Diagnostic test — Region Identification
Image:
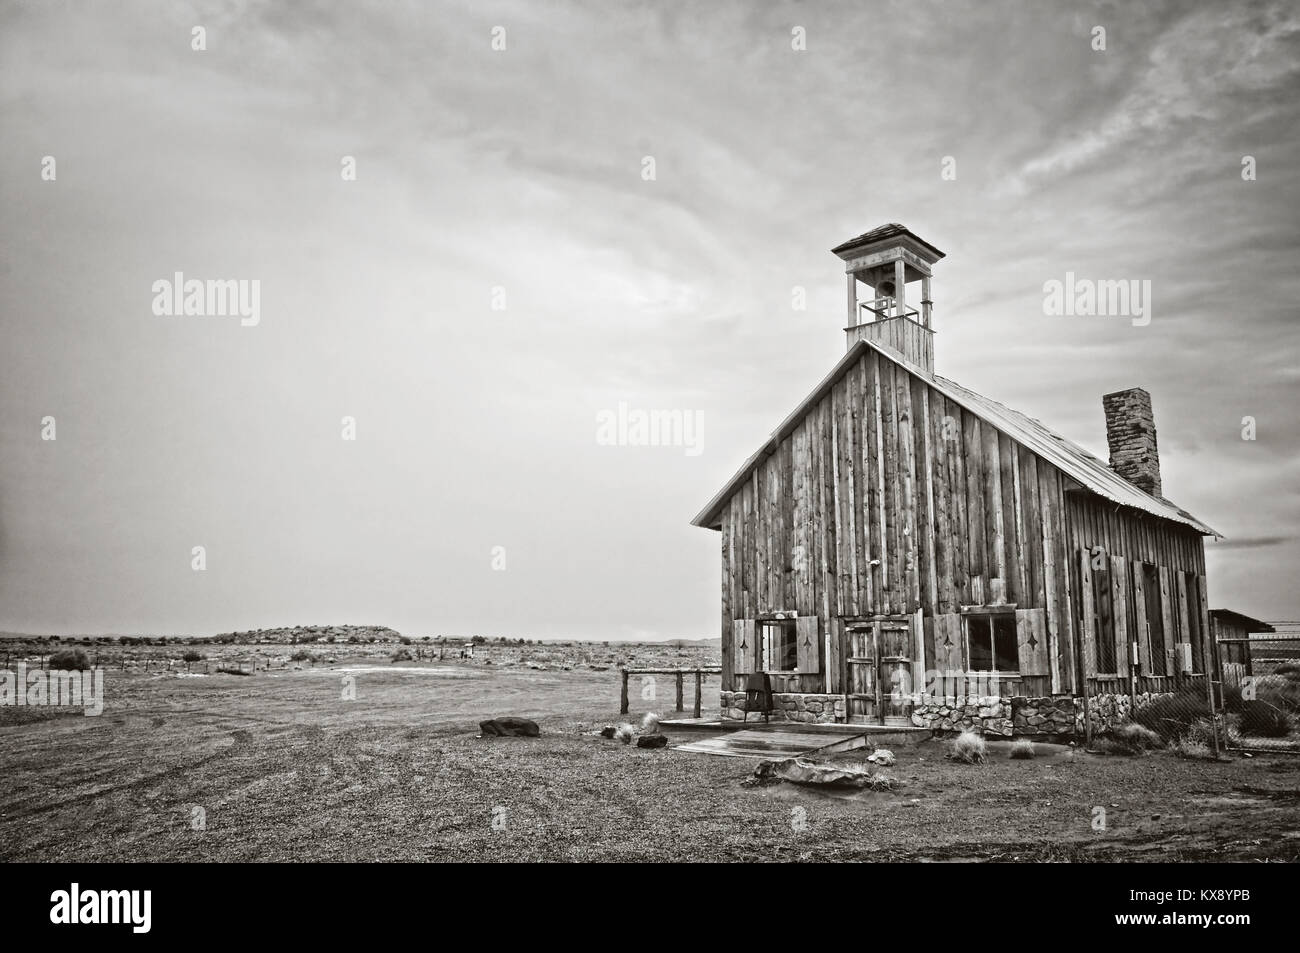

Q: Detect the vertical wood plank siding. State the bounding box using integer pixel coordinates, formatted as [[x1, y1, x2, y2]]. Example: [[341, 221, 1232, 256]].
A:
[[717, 348, 1208, 697]]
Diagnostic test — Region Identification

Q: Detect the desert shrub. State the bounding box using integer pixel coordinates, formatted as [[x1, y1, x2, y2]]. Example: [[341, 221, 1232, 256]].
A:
[[1009, 739, 1036, 760], [1132, 690, 1211, 742], [1092, 722, 1164, 754], [1175, 722, 1211, 764], [950, 730, 986, 764], [865, 772, 898, 791], [48, 649, 90, 671], [390, 648, 413, 663], [641, 712, 661, 733], [1240, 700, 1292, 737], [1110, 721, 1163, 752], [289, 649, 311, 662], [399, 636, 412, 645], [181, 650, 204, 663]]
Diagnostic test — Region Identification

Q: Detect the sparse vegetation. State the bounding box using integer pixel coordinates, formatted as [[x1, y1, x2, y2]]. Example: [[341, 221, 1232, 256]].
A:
[[1240, 700, 1292, 737], [181, 650, 204, 663], [1132, 690, 1211, 742], [390, 648, 413, 663], [47, 649, 90, 671], [1009, 738, 1036, 759], [864, 771, 898, 791], [950, 730, 987, 764], [1101, 721, 1164, 755]]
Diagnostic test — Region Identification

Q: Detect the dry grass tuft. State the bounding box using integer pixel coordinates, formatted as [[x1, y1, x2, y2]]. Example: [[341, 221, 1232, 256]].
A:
[[1009, 738, 1036, 760], [950, 730, 987, 764]]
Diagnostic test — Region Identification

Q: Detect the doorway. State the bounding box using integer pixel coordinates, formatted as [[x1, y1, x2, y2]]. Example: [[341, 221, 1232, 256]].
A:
[[845, 618, 915, 726]]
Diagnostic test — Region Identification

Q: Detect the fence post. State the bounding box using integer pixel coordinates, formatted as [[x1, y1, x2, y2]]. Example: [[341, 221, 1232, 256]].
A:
[[675, 671, 684, 712], [694, 670, 702, 719], [1203, 636, 1221, 758], [620, 670, 629, 715]]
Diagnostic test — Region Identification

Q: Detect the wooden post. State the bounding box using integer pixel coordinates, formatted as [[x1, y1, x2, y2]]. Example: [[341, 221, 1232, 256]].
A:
[[846, 273, 857, 325], [921, 275, 932, 327], [894, 258, 906, 318], [675, 671, 684, 712], [694, 670, 703, 719], [620, 670, 629, 715]]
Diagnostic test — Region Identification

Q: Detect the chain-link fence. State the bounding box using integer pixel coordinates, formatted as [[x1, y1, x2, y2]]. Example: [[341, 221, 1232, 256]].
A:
[[1217, 634, 1300, 753]]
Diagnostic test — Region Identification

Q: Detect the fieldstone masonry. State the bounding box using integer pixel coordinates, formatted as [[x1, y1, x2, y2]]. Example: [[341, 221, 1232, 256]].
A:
[[911, 695, 1013, 736], [721, 689, 1176, 736], [1102, 387, 1161, 497], [719, 691, 844, 724]]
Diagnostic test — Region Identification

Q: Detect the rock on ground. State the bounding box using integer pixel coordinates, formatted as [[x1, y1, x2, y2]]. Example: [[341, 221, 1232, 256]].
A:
[[479, 717, 540, 737]]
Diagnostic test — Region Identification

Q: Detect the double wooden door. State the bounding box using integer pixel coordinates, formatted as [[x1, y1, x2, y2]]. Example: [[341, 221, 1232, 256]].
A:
[[846, 619, 915, 726]]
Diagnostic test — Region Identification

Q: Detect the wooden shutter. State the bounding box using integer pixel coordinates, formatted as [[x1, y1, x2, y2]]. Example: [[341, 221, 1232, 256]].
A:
[[1131, 566, 1152, 673], [1158, 567, 1176, 673], [733, 619, 755, 675], [795, 615, 820, 674], [1111, 555, 1130, 677], [1079, 549, 1096, 676], [1015, 608, 1049, 676], [934, 613, 964, 694], [1174, 572, 1192, 671]]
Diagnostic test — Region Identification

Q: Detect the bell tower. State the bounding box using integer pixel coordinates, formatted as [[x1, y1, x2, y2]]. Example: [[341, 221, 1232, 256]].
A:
[[833, 224, 945, 374]]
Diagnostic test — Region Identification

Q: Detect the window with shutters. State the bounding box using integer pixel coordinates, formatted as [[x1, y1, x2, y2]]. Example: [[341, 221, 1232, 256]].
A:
[[965, 612, 1019, 673], [760, 619, 799, 673]]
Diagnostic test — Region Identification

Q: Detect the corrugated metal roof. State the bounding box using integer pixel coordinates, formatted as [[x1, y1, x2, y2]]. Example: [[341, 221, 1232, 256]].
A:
[[692, 339, 1218, 536]]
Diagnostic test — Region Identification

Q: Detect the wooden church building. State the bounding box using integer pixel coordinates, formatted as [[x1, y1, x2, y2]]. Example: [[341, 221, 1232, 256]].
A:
[[692, 224, 1219, 736]]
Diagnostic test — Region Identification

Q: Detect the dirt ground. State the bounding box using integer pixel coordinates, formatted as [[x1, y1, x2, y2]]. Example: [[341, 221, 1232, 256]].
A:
[[1, 661, 1297, 862]]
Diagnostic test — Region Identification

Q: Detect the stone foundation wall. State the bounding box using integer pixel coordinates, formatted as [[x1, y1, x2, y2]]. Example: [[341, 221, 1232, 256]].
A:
[[719, 690, 1175, 736], [1079, 691, 1173, 735], [1011, 696, 1078, 735], [719, 691, 844, 724], [910, 695, 1013, 736]]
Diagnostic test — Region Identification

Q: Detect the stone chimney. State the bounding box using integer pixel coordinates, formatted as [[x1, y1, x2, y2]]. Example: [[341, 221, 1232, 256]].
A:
[[1102, 387, 1162, 497]]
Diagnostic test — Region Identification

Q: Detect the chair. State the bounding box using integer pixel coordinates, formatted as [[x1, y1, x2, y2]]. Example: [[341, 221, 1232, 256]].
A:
[[742, 672, 773, 724]]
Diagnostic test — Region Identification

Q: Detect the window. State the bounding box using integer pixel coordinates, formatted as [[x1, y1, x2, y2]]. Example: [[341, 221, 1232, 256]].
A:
[[761, 619, 799, 673], [965, 613, 1018, 672]]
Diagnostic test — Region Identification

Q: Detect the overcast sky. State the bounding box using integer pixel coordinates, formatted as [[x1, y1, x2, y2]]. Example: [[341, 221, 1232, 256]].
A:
[[2, 0, 1298, 640]]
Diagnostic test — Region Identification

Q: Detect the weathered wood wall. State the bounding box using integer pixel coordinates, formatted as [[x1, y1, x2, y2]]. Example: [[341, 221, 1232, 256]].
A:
[[1066, 493, 1210, 686], [719, 348, 1074, 696], [716, 346, 1210, 704]]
